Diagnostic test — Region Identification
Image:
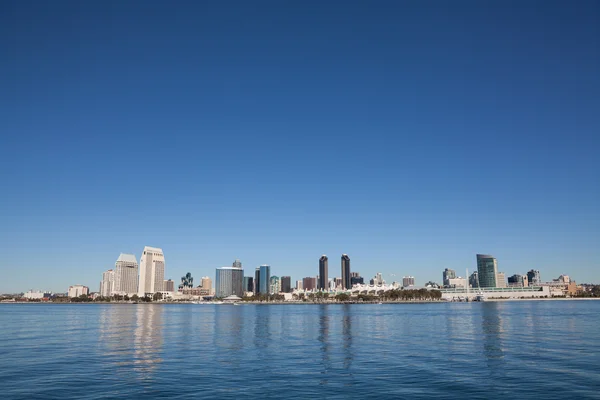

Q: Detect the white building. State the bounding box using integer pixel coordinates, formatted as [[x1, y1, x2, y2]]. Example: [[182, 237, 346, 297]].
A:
[[139, 246, 165, 296], [100, 269, 115, 297], [114, 253, 139, 295], [447, 277, 467, 288], [23, 290, 52, 299], [68, 285, 89, 298], [296, 280, 303, 290]]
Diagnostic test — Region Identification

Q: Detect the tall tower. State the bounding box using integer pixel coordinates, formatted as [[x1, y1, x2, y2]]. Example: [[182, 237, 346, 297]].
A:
[[259, 265, 270, 294], [476, 254, 498, 288], [341, 254, 351, 289], [138, 246, 165, 296], [254, 267, 261, 294], [100, 269, 114, 297], [113, 253, 139, 295], [319, 255, 328, 291]]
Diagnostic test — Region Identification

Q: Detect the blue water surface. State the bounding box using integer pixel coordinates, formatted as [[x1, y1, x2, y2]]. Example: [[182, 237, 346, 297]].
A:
[[1, 301, 599, 399]]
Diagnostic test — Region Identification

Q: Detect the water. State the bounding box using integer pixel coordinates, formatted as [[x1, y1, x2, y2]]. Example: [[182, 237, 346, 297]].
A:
[[1, 301, 599, 399]]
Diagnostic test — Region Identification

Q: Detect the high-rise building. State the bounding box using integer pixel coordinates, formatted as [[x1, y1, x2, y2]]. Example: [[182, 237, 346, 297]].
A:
[[319, 255, 328, 291], [443, 268, 456, 287], [496, 272, 506, 288], [233, 259, 242, 269], [476, 254, 498, 288], [68, 285, 89, 298], [215, 265, 244, 298], [303, 277, 317, 291], [100, 269, 114, 297], [201, 276, 212, 291], [254, 267, 261, 294], [507, 274, 528, 287], [447, 277, 467, 288], [527, 269, 541, 285], [139, 246, 165, 296], [243, 276, 254, 292], [469, 271, 479, 288], [259, 265, 270, 294], [113, 253, 139, 295], [164, 279, 175, 292], [269, 276, 280, 294], [281, 276, 291, 293], [402, 276, 415, 287], [350, 275, 364, 286], [296, 280, 303, 290], [341, 254, 351, 290]]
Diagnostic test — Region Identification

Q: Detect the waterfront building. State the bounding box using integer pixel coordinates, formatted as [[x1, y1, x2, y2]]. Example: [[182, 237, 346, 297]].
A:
[[469, 271, 479, 288], [100, 269, 114, 297], [443, 268, 456, 287], [296, 280, 303, 290], [23, 290, 52, 300], [402, 276, 415, 287], [113, 253, 139, 295], [259, 265, 270, 294], [281, 276, 291, 293], [329, 279, 337, 290], [319, 255, 328, 291], [507, 274, 529, 288], [243, 276, 254, 292], [254, 267, 261, 294], [341, 254, 351, 289], [215, 265, 244, 298], [68, 285, 89, 298], [447, 277, 467, 288], [303, 277, 317, 291], [178, 272, 194, 292], [371, 272, 384, 286], [269, 276, 280, 294], [476, 254, 498, 288], [527, 269, 541, 285], [138, 246, 165, 296], [496, 272, 507, 288], [201, 276, 212, 292], [350, 275, 364, 286], [164, 279, 175, 292]]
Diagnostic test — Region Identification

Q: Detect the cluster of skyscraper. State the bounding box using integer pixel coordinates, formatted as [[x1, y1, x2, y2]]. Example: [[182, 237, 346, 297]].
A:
[[99, 246, 166, 297], [441, 254, 542, 289]]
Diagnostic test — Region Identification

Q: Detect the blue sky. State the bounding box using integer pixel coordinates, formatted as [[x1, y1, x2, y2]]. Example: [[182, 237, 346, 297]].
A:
[[1, 0, 599, 293]]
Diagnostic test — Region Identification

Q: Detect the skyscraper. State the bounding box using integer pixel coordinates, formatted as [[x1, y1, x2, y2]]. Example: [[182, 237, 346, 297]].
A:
[[164, 279, 175, 292], [496, 272, 506, 288], [469, 271, 479, 288], [527, 269, 541, 285], [303, 277, 317, 291], [100, 269, 114, 297], [259, 265, 270, 294], [254, 267, 260, 294], [319, 255, 328, 291], [443, 268, 456, 287], [233, 259, 242, 269], [476, 254, 498, 288], [215, 265, 244, 298], [402, 276, 415, 287], [341, 254, 351, 290], [269, 276, 280, 294], [281, 276, 291, 293], [113, 253, 139, 295], [243, 276, 254, 292], [138, 246, 165, 296]]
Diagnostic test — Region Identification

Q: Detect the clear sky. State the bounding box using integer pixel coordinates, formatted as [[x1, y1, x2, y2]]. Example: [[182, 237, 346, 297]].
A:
[[1, 0, 599, 293]]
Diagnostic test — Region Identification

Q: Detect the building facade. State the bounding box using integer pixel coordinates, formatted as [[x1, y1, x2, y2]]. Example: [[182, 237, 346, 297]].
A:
[[254, 267, 261, 294], [443, 268, 456, 287], [280, 276, 291, 293], [164, 279, 175, 292], [496, 272, 506, 288], [476, 254, 498, 288], [259, 265, 270, 294], [215, 266, 244, 298], [469, 271, 479, 288], [113, 253, 139, 295], [138, 246, 165, 296], [243, 276, 254, 292], [296, 280, 303, 290], [527, 269, 541, 285], [68, 285, 89, 298], [507, 274, 529, 287], [100, 269, 114, 297], [269, 276, 280, 294], [341, 254, 351, 290], [402, 276, 415, 287], [319, 255, 328, 291], [303, 277, 317, 291]]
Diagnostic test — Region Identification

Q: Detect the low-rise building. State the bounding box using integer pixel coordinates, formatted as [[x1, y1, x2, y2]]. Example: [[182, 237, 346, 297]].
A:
[[68, 285, 89, 298]]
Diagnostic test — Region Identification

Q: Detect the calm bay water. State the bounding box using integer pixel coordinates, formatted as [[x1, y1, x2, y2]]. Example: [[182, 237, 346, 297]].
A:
[[1, 301, 599, 399]]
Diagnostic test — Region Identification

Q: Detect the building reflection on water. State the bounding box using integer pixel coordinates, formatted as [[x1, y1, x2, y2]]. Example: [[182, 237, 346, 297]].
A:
[[341, 305, 353, 373], [318, 305, 330, 386], [481, 303, 506, 367], [133, 305, 163, 379]]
